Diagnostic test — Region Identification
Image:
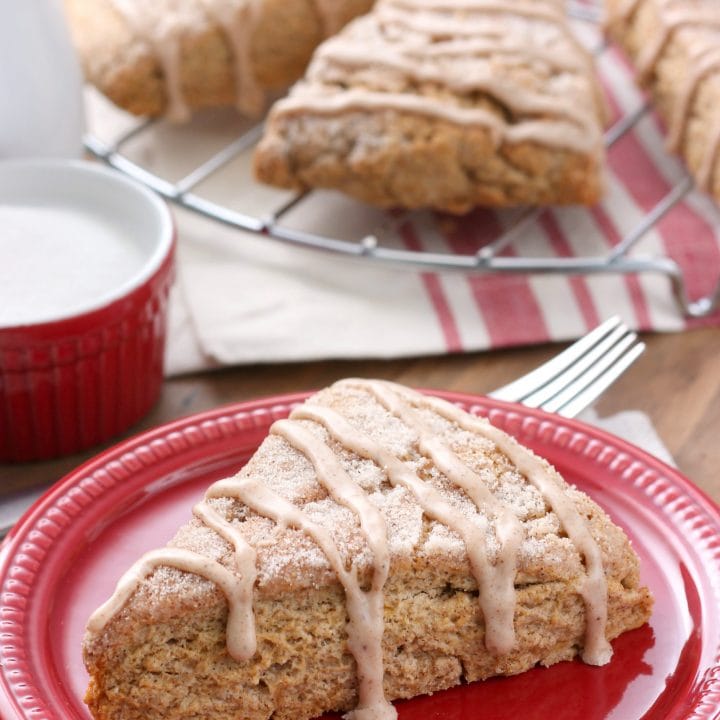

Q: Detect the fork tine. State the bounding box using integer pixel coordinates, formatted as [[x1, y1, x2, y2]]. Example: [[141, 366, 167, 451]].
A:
[[520, 324, 632, 408], [550, 341, 646, 418], [539, 331, 641, 413], [488, 316, 623, 403]]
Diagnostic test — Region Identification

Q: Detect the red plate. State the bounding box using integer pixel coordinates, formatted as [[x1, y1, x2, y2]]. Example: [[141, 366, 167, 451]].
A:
[[1, 391, 720, 720]]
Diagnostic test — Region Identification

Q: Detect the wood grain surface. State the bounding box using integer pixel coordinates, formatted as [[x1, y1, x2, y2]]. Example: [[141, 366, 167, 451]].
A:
[[1, 327, 719, 521]]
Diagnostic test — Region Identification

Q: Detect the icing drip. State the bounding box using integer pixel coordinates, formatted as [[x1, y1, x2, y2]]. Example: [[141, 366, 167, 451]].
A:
[[109, 0, 266, 119], [272, 0, 603, 154], [382, 0, 564, 23], [109, 0, 205, 121], [368, 36, 584, 72], [270, 418, 394, 720], [636, 6, 720, 83], [107, 0, 367, 119], [383, 382, 612, 665], [198, 0, 265, 116], [273, 89, 594, 153], [313, 40, 593, 129], [192, 500, 258, 659], [667, 45, 720, 154], [293, 399, 520, 656], [612, 1, 720, 192], [86, 548, 256, 661], [208, 475, 397, 720]]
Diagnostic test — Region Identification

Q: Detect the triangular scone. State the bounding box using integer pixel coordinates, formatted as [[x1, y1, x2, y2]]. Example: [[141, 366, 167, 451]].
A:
[[84, 379, 652, 720], [605, 0, 720, 202], [254, 0, 606, 213], [63, 0, 374, 121]]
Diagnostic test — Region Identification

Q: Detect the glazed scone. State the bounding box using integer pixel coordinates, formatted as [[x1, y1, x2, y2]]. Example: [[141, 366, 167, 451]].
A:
[[83, 379, 652, 720], [63, 0, 375, 120], [605, 0, 720, 201], [254, 0, 607, 213]]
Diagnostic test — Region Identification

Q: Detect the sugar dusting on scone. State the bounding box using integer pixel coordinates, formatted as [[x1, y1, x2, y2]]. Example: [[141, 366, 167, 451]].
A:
[[83, 379, 652, 720]]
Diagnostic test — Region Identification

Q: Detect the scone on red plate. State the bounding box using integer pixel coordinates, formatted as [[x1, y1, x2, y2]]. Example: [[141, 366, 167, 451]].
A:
[[63, 0, 374, 121], [83, 379, 653, 720], [254, 0, 607, 213], [605, 0, 720, 202]]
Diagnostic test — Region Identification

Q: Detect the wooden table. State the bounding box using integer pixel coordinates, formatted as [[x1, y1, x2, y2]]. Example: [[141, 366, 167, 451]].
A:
[[2, 326, 719, 528]]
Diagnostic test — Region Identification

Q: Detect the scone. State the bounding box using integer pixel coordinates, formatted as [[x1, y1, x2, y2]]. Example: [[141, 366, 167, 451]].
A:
[[254, 0, 607, 213], [83, 379, 653, 720], [63, 0, 375, 121], [605, 0, 720, 201]]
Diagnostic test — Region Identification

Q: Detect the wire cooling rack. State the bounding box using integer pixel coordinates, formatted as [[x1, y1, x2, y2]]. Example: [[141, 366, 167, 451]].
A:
[[83, 1, 720, 319]]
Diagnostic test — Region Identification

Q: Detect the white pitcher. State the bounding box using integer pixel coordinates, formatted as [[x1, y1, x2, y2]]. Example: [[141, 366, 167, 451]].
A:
[[0, 0, 85, 158]]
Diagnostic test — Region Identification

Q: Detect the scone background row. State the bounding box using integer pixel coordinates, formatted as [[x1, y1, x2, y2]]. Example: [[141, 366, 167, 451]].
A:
[[65, 0, 720, 212], [254, 0, 607, 212]]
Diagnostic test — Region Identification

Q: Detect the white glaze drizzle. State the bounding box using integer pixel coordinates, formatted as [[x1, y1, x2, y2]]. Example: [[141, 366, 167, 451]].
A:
[[208, 474, 396, 720], [293, 400, 520, 656], [273, 89, 593, 152], [611, 0, 720, 191], [192, 500, 258, 659], [313, 40, 593, 129], [636, 6, 720, 83], [109, 0, 268, 118], [272, 0, 602, 154], [270, 418, 394, 720], [198, 0, 265, 116], [667, 45, 720, 154], [375, 381, 612, 665], [86, 548, 255, 661], [382, 0, 564, 24], [323, 34, 585, 72], [108, 0, 362, 119], [109, 0, 204, 121]]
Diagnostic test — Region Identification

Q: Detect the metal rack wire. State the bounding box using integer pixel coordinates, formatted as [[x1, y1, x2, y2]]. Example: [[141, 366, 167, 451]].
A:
[[83, 2, 720, 319]]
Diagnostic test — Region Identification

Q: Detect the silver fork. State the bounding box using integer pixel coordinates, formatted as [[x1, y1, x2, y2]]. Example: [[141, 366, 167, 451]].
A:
[[489, 316, 645, 418]]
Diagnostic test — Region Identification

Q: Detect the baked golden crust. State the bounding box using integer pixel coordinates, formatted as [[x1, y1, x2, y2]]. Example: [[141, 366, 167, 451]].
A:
[[605, 0, 720, 201], [254, 0, 606, 213], [64, 0, 374, 119], [83, 380, 652, 720]]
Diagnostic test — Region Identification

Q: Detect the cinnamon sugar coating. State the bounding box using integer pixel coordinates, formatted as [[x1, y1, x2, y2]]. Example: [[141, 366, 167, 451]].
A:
[[606, 0, 720, 201], [83, 380, 652, 720], [254, 0, 607, 212]]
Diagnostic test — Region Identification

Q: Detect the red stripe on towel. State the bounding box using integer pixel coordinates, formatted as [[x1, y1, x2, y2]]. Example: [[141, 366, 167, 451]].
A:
[[538, 213, 600, 330], [589, 204, 653, 330], [441, 209, 551, 346], [399, 222, 463, 352]]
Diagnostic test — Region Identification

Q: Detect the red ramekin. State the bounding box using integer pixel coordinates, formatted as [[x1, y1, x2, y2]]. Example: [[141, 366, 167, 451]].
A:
[[0, 160, 175, 462]]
